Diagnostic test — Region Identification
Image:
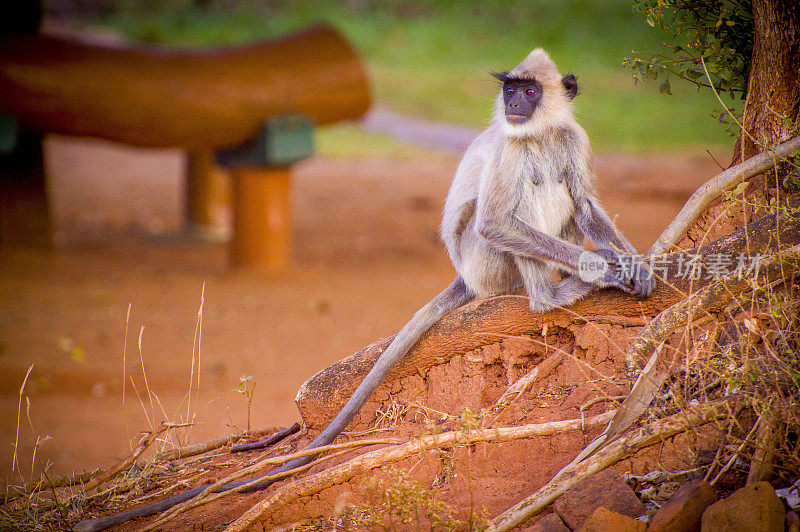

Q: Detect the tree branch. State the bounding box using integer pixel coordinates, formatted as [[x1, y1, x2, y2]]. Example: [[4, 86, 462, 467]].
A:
[[649, 135, 800, 255], [565, 244, 800, 472], [490, 398, 742, 532], [221, 412, 615, 532]]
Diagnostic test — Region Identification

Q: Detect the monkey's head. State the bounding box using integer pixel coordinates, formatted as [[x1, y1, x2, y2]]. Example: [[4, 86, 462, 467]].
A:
[[492, 49, 578, 138]]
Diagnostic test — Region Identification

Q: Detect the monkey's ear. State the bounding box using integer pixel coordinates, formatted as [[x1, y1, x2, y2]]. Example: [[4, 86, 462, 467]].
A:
[[561, 74, 578, 99]]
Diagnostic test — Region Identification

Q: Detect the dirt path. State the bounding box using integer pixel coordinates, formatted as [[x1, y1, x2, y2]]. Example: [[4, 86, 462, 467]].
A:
[[0, 135, 723, 482]]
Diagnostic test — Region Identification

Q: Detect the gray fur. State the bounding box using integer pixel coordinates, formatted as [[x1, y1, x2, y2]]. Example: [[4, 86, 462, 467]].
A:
[[444, 48, 654, 305], [74, 48, 653, 532]]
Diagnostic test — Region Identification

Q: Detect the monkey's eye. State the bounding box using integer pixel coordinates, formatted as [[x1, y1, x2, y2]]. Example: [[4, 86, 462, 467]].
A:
[[505, 87, 515, 95], [525, 88, 536, 96]]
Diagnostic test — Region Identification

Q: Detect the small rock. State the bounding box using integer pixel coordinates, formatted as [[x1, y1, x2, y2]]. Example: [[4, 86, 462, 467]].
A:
[[649, 479, 717, 532], [577, 507, 646, 532], [521, 512, 569, 532], [701, 481, 784, 532], [553, 469, 646, 530]]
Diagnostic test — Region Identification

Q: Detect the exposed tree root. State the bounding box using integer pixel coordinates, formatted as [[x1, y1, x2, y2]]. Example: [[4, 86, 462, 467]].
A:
[[565, 244, 799, 472], [141, 437, 402, 531], [649, 135, 800, 254], [153, 426, 286, 462], [73, 438, 398, 532], [82, 422, 173, 493], [229, 423, 302, 454], [221, 412, 615, 532], [490, 397, 743, 532], [140, 449, 354, 532]]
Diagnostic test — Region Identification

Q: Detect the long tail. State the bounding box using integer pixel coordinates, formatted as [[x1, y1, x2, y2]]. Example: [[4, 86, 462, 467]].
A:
[[244, 275, 472, 489], [75, 276, 472, 532]]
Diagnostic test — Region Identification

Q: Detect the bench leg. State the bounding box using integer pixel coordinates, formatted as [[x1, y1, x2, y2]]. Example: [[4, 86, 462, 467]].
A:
[[230, 166, 291, 269], [186, 150, 230, 241]]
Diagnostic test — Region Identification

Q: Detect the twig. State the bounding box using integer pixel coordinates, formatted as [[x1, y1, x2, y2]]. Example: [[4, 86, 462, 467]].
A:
[[580, 395, 626, 412], [568, 245, 800, 473], [3, 470, 100, 501], [186, 283, 205, 443], [746, 406, 779, 485], [709, 416, 761, 486], [122, 303, 131, 448], [190, 437, 401, 494], [575, 315, 649, 327], [137, 326, 155, 430], [490, 398, 740, 532], [12, 364, 34, 481], [229, 423, 302, 453], [153, 428, 268, 462], [82, 422, 171, 492], [649, 135, 800, 255], [702, 409, 741, 484], [487, 350, 565, 418], [222, 412, 615, 532]]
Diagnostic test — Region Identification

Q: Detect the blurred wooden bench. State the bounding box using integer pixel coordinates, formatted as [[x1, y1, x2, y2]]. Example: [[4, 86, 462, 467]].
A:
[[0, 25, 371, 268]]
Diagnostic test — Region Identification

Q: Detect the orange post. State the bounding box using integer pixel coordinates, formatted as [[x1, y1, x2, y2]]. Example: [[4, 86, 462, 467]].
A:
[[186, 151, 230, 240], [231, 166, 291, 269]]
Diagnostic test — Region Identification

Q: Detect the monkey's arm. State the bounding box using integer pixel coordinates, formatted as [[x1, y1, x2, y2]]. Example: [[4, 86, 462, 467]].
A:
[[474, 157, 649, 295], [573, 197, 636, 255], [573, 197, 655, 297], [565, 157, 655, 297], [478, 213, 586, 271], [478, 209, 638, 295]]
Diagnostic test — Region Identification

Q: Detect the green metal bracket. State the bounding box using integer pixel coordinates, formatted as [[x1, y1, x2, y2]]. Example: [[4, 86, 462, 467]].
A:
[[216, 114, 314, 168], [0, 115, 18, 154]]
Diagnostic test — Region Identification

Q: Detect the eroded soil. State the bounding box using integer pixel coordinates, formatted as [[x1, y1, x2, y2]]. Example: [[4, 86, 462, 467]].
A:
[[0, 136, 723, 490]]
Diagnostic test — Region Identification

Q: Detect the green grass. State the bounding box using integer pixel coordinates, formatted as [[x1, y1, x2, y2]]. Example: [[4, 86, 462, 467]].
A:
[[81, 0, 735, 153], [315, 123, 448, 159]]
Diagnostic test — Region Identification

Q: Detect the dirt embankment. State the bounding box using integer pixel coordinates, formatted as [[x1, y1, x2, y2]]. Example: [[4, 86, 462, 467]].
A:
[[0, 135, 722, 485]]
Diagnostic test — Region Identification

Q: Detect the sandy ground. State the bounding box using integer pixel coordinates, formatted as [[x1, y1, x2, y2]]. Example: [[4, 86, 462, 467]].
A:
[[0, 135, 724, 484]]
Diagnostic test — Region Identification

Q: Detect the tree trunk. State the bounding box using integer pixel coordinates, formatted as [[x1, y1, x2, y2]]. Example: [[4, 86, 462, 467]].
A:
[[739, 0, 800, 162], [678, 0, 798, 250]]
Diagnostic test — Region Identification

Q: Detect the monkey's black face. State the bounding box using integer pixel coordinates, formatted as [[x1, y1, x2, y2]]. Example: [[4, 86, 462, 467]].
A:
[[502, 79, 542, 124], [493, 71, 579, 125]]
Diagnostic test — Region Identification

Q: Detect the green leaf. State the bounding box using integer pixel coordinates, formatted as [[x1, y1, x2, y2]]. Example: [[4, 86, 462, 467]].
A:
[[659, 78, 672, 95]]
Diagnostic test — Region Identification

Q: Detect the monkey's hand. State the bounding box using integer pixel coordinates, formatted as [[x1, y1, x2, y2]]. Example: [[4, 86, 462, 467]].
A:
[[593, 248, 655, 298]]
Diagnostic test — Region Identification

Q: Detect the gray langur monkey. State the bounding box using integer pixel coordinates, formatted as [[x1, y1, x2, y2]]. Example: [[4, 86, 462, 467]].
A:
[[75, 49, 654, 532]]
